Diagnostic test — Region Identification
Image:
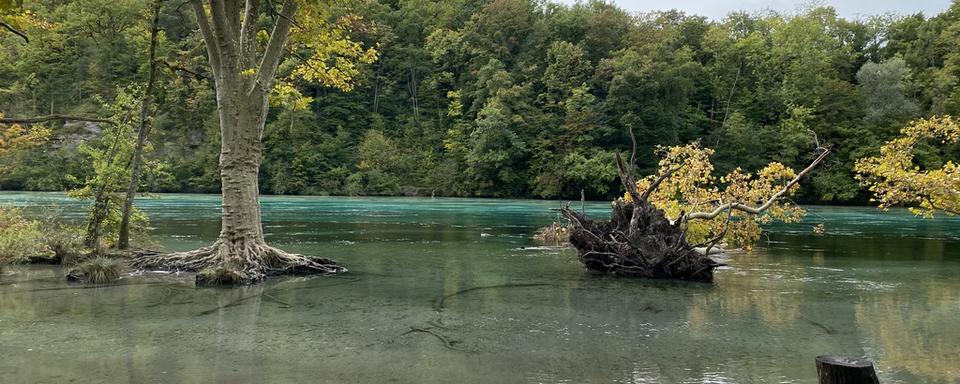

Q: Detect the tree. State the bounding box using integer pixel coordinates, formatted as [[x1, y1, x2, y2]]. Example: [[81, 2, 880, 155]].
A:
[[856, 116, 959, 216], [561, 137, 829, 281], [466, 98, 528, 196], [135, 0, 376, 284], [68, 89, 162, 252], [118, 0, 162, 250], [857, 58, 919, 127]]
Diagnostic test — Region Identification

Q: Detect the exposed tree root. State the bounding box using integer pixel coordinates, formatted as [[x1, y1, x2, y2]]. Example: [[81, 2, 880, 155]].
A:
[[561, 200, 722, 282], [559, 129, 826, 282], [132, 239, 345, 285]]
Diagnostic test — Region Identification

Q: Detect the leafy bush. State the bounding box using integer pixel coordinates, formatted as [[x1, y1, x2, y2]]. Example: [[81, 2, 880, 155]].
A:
[[0, 207, 48, 269], [67, 88, 166, 250]]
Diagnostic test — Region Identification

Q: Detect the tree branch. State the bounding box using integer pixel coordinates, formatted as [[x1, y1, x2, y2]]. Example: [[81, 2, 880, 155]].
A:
[[223, 0, 241, 42], [0, 20, 28, 43], [685, 148, 831, 221], [615, 152, 640, 203], [251, 0, 297, 94], [160, 60, 214, 82], [239, 0, 261, 69], [190, 0, 222, 78], [0, 114, 112, 125], [208, 0, 237, 66], [640, 164, 683, 201], [615, 124, 641, 202]]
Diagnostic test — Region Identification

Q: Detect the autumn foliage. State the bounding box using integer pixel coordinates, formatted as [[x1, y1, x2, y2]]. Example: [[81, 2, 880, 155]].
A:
[[630, 142, 807, 249], [856, 116, 960, 217]]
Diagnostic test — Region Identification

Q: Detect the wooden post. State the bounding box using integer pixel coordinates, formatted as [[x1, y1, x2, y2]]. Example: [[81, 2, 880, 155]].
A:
[[816, 355, 880, 384]]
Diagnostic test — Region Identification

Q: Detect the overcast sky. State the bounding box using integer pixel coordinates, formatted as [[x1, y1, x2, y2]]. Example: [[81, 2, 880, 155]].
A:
[[558, 0, 953, 20]]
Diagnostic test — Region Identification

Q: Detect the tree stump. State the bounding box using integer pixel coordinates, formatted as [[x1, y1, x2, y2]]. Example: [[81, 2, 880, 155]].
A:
[[815, 355, 880, 384]]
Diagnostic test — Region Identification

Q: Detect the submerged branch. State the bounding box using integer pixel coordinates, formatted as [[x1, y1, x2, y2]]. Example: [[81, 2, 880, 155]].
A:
[[433, 283, 552, 311], [401, 327, 462, 351]]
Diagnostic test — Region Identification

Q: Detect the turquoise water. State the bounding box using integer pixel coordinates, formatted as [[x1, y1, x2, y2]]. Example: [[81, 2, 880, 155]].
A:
[[0, 192, 958, 384]]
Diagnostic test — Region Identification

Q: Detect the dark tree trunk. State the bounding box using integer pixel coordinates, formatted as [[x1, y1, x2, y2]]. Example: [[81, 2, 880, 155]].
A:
[[815, 355, 880, 384], [118, 0, 162, 250]]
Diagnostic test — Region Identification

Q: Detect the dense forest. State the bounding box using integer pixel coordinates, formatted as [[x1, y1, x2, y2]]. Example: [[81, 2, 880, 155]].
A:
[[1, 0, 959, 202]]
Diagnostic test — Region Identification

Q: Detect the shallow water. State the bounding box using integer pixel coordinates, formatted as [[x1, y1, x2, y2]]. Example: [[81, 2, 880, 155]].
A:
[[1, 192, 958, 384]]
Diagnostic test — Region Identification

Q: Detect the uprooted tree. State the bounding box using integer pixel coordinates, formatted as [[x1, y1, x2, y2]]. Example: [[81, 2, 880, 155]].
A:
[[134, 0, 377, 284], [561, 138, 830, 282]]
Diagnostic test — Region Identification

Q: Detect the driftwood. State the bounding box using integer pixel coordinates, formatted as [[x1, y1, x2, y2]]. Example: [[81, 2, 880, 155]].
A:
[[561, 129, 829, 282]]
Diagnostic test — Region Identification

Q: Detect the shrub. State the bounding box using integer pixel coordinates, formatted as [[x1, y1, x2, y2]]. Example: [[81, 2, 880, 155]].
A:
[[37, 207, 85, 264], [0, 207, 48, 270]]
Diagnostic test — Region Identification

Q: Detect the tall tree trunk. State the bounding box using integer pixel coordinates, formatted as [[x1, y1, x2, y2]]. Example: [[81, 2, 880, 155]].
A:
[[372, 63, 382, 114], [118, 0, 162, 250], [217, 77, 268, 250]]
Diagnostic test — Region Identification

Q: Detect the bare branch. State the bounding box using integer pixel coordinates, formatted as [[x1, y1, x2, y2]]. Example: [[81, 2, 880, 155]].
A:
[[615, 152, 640, 203], [160, 60, 214, 82], [627, 123, 637, 172], [714, 63, 741, 147], [613, 124, 643, 202], [685, 148, 831, 221], [1, 114, 112, 125], [0, 20, 28, 43]]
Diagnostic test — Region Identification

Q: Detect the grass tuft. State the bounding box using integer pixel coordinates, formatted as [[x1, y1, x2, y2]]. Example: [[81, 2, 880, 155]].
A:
[[76, 257, 124, 284]]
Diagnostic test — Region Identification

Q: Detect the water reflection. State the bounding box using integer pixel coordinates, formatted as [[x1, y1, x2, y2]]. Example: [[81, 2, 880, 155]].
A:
[[855, 279, 960, 384]]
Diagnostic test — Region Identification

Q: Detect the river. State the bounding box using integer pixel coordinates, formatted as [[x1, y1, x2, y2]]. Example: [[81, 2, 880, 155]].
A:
[[0, 192, 958, 383]]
